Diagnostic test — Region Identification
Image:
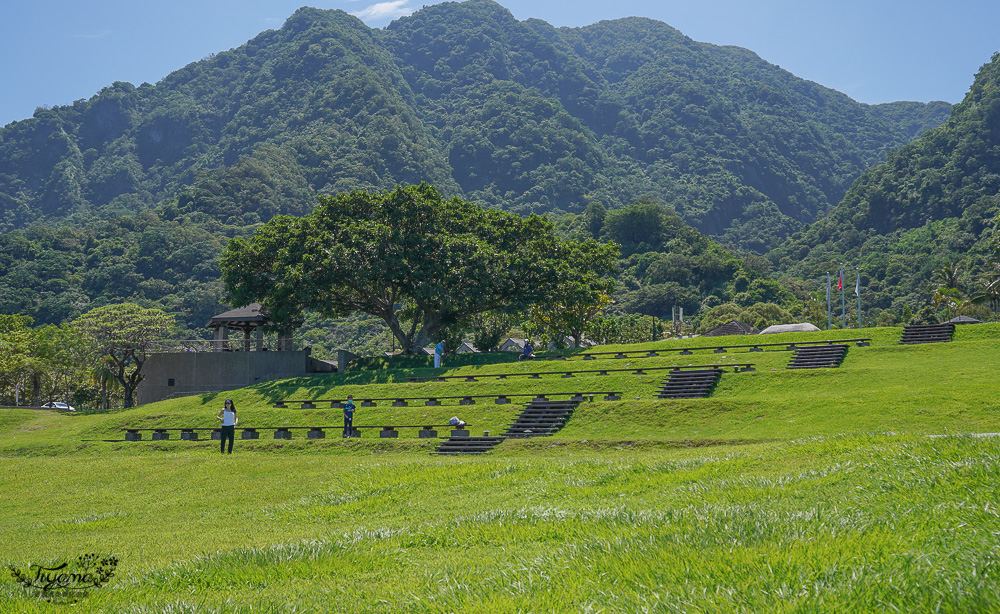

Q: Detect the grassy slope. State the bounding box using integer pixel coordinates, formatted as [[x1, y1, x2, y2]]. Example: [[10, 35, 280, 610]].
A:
[[1, 325, 999, 612]]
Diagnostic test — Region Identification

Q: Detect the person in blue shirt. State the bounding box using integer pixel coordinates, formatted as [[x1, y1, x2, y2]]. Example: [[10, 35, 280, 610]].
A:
[[519, 340, 535, 361], [342, 395, 356, 438], [216, 398, 238, 454], [434, 341, 444, 368]]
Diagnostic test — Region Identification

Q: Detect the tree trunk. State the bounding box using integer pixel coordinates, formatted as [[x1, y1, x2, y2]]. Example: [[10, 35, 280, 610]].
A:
[[380, 308, 430, 355], [114, 362, 134, 409], [383, 315, 417, 354], [122, 385, 135, 409], [31, 374, 41, 406]]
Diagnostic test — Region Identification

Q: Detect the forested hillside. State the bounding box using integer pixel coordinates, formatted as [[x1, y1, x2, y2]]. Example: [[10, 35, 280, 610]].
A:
[[771, 52, 1000, 318], [0, 213, 234, 335], [0, 0, 968, 342], [0, 1, 947, 249]]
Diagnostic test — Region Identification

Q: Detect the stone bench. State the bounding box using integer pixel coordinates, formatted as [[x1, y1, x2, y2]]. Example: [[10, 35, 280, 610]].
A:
[[406, 364, 754, 383], [274, 391, 624, 409], [124, 427, 220, 441], [541, 338, 872, 360], [123, 424, 470, 441]]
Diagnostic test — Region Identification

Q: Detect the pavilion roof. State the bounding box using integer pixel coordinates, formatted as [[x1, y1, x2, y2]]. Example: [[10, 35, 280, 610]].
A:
[[205, 303, 272, 330]]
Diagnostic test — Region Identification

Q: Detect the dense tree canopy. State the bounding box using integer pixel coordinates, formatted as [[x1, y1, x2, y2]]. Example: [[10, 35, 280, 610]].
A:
[[0, 212, 231, 334], [222, 184, 618, 353]]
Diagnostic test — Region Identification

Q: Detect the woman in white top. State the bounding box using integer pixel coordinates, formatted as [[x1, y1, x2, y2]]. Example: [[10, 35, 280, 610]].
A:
[[217, 398, 238, 454]]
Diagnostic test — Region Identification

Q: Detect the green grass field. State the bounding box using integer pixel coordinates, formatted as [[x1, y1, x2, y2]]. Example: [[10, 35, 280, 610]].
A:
[[2, 325, 1000, 612]]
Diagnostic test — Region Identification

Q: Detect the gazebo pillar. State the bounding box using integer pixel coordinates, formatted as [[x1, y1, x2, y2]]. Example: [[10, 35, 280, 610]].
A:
[[213, 327, 230, 352], [255, 327, 264, 351]]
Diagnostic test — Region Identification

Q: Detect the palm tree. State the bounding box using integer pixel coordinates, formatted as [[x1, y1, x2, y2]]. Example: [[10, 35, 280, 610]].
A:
[[970, 259, 1000, 317], [932, 261, 963, 291], [930, 261, 965, 319], [90, 356, 121, 410]]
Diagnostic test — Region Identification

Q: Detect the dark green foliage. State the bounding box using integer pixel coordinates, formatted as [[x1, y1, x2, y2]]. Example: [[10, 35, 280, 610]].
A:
[[583, 201, 746, 318], [696, 302, 795, 333], [0, 8, 457, 233], [585, 313, 669, 345], [468, 310, 519, 353], [0, 212, 232, 335], [222, 183, 610, 353], [550, 200, 800, 326], [772, 52, 1000, 315]]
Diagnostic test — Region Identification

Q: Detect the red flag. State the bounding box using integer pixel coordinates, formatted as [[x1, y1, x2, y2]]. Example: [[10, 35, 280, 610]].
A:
[[837, 272, 843, 291]]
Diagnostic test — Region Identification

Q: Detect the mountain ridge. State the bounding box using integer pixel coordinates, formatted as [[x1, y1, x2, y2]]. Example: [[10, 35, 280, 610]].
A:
[[0, 1, 950, 251]]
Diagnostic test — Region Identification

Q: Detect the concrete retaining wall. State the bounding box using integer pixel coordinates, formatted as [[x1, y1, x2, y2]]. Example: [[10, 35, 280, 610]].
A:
[[137, 351, 333, 405]]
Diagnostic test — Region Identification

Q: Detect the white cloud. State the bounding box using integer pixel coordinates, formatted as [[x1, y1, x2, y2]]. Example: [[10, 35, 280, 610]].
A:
[[350, 1, 414, 22]]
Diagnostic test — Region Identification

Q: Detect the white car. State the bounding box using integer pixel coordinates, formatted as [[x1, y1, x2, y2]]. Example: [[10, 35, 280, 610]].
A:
[[40, 402, 75, 411]]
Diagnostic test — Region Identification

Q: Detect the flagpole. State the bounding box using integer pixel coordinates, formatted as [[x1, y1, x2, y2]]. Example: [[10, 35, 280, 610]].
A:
[[856, 267, 861, 330], [840, 263, 846, 329], [826, 272, 831, 330]]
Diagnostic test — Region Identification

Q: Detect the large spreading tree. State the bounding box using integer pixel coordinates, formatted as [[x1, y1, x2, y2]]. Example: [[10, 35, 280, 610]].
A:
[[221, 183, 618, 353]]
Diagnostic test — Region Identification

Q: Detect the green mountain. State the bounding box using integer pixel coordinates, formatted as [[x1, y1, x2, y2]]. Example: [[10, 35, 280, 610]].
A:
[[771, 52, 1000, 316], [0, 1, 948, 251]]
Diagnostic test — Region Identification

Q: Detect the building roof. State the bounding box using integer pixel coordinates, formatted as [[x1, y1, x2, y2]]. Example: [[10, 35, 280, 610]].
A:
[[501, 338, 528, 350], [205, 303, 272, 330], [702, 320, 760, 337], [948, 315, 982, 324]]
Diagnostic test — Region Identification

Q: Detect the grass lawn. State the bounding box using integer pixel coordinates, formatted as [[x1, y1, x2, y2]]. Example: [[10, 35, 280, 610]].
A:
[[2, 325, 999, 612]]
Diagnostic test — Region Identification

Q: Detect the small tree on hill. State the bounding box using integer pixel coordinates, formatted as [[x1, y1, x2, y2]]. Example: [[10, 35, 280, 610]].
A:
[[528, 239, 618, 348], [74, 303, 174, 408]]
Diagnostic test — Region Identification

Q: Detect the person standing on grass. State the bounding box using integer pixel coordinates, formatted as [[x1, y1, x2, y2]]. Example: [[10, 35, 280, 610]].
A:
[[217, 398, 238, 454], [342, 395, 356, 438], [434, 340, 444, 368]]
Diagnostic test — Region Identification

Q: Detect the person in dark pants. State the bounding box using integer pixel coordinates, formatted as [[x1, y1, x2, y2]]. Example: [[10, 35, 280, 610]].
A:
[[342, 395, 356, 438], [217, 398, 238, 454]]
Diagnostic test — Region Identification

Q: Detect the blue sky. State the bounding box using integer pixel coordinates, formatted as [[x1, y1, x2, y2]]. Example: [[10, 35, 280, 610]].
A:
[[2, 0, 997, 127]]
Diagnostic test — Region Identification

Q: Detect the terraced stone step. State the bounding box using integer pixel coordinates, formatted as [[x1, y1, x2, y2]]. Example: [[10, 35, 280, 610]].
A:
[[787, 344, 848, 369], [900, 323, 955, 344], [432, 436, 505, 455], [657, 369, 722, 399]]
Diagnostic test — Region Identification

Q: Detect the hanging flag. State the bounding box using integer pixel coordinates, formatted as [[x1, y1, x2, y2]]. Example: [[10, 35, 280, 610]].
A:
[[837, 270, 843, 291], [826, 274, 830, 301], [855, 272, 860, 297]]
